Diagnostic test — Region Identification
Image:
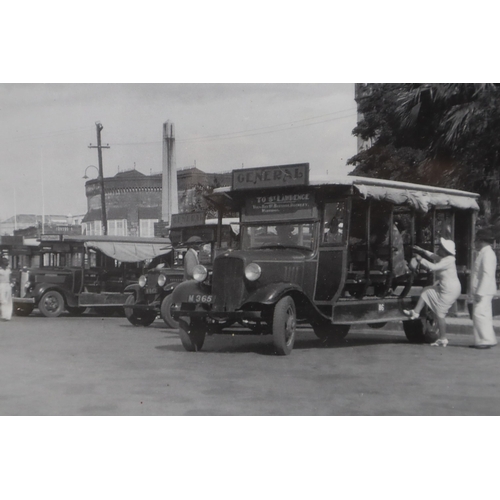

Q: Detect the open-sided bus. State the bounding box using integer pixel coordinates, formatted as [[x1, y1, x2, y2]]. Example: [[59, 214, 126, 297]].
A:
[[0, 235, 41, 269], [170, 163, 480, 355], [12, 234, 172, 317], [124, 214, 239, 328]]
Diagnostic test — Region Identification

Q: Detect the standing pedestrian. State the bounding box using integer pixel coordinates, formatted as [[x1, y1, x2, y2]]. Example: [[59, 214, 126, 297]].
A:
[[183, 236, 202, 280], [403, 238, 461, 347], [0, 256, 13, 321], [470, 227, 498, 349]]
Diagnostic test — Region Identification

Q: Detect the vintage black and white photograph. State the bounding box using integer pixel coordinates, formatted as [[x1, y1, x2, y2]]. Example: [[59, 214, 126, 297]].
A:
[[3, 3, 499, 499]]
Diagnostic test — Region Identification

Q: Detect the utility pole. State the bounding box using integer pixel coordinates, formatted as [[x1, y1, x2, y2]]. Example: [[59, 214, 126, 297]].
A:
[[88, 122, 110, 235]]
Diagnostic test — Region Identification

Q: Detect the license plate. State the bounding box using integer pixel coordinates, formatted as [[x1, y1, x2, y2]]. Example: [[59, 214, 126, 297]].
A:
[[187, 294, 214, 304], [146, 287, 158, 295]]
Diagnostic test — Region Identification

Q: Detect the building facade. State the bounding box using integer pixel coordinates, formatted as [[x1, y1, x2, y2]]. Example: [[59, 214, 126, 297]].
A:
[[82, 167, 232, 237]]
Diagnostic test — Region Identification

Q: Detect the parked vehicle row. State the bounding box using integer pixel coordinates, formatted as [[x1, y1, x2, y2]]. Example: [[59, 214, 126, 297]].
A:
[[2, 163, 483, 357]]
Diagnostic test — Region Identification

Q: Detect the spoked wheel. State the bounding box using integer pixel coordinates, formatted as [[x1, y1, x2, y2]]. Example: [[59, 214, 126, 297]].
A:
[[124, 294, 157, 327], [38, 290, 65, 318], [403, 306, 439, 343], [272, 296, 297, 355], [160, 294, 179, 329], [66, 306, 86, 316], [313, 321, 351, 343], [13, 304, 34, 317], [178, 318, 206, 352]]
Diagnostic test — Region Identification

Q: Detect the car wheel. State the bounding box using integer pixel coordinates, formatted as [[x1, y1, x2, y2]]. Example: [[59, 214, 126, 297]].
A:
[[272, 296, 296, 355], [124, 294, 157, 327], [38, 290, 65, 318], [160, 295, 179, 329], [178, 318, 206, 352]]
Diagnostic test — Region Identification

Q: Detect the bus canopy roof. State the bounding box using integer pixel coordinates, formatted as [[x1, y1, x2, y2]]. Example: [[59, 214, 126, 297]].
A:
[[210, 175, 480, 213]]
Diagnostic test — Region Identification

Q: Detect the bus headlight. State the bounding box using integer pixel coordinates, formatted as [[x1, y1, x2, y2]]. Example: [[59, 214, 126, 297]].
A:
[[245, 263, 261, 281], [138, 275, 147, 287], [157, 274, 167, 287], [193, 265, 208, 282]]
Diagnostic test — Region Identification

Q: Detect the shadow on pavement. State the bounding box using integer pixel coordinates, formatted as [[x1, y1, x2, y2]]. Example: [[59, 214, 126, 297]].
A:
[[153, 331, 409, 355]]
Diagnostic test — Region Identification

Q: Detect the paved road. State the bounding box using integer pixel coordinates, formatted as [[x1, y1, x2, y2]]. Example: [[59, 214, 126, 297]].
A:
[[0, 312, 499, 415]]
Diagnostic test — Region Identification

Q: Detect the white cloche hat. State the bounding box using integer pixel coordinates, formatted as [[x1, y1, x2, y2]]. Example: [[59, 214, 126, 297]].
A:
[[439, 237, 456, 256]]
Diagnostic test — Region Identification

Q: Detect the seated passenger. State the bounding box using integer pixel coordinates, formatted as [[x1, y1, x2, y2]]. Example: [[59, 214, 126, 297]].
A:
[[371, 222, 409, 277], [325, 220, 344, 243]]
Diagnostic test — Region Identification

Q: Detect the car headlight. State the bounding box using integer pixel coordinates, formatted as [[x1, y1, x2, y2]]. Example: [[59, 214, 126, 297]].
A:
[[193, 265, 208, 282], [245, 263, 261, 281], [138, 275, 147, 287], [157, 274, 167, 287]]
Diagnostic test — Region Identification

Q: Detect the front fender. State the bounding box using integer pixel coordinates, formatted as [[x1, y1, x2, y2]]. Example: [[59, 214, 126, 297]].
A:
[[243, 283, 304, 306], [171, 280, 207, 303], [163, 282, 179, 294]]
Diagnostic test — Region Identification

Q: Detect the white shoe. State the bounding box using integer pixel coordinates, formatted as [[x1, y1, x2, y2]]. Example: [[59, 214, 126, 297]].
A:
[[430, 338, 448, 347], [403, 309, 419, 320]]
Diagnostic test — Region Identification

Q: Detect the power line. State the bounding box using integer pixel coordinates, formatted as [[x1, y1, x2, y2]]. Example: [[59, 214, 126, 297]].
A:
[[112, 108, 357, 147]]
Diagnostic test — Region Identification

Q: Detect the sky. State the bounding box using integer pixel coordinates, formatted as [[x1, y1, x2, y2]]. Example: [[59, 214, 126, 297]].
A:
[[0, 83, 357, 222]]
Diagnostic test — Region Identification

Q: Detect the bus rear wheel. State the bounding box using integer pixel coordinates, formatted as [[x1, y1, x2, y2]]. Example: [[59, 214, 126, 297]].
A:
[[403, 307, 439, 343]]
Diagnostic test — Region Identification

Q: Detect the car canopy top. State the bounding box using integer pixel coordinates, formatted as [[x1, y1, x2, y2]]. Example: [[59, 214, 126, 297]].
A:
[[59, 235, 173, 263]]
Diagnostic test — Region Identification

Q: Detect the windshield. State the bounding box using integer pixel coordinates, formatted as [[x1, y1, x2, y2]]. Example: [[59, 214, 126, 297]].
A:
[[241, 223, 315, 251]]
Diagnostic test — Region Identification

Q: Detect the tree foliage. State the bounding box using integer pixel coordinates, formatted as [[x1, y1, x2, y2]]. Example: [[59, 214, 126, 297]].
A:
[[348, 83, 500, 218]]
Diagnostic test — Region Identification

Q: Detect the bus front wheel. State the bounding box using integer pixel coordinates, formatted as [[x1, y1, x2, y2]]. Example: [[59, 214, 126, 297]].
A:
[[272, 296, 297, 355], [38, 291, 65, 318], [178, 318, 206, 352]]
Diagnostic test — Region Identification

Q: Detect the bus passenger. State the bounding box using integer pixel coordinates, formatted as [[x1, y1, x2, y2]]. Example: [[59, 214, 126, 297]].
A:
[[371, 222, 408, 277], [184, 236, 202, 279], [403, 238, 461, 347]]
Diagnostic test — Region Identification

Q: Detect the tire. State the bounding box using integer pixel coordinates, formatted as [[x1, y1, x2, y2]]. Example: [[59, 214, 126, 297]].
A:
[[367, 322, 387, 329], [403, 307, 439, 343], [313, 321, 350, 342], [38, 290, 65, 318], [272, 296, 297, 355], [66, 306, 86, 316], [160, 295, 179, 329], [124, 294, 157, 327], [178, 318, 206, 352], [13, 304, 34, 317]]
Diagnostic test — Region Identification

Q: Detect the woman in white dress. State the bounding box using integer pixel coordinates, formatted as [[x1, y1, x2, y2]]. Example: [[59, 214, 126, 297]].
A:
[[0, 256, 13, 321], [404, 238, 461, 347]]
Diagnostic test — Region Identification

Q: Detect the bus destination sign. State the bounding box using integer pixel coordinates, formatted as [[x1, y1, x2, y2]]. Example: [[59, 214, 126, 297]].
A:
[[171, 212, 206, 228], [232, 163, 309, 190], [245, 192, 314, 216]]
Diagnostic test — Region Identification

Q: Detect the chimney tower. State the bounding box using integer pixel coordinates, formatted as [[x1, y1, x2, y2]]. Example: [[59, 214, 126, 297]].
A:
[[162, 121, 179, 224]]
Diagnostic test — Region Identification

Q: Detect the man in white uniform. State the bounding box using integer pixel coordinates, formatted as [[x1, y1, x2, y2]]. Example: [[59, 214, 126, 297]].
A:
[[470, 227, 498, 349]]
